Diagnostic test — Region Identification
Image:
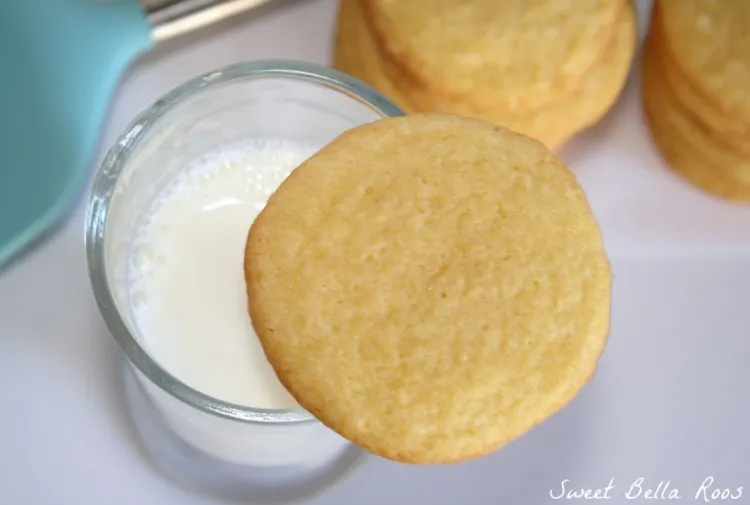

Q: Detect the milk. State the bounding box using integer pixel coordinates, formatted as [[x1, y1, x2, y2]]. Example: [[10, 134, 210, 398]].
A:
[[128, 139, 316, 408]]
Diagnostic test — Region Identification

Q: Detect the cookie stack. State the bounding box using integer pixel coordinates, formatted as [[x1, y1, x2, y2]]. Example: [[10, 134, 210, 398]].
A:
[[642, 0, 750, 202], [333, 0, 637, 151]]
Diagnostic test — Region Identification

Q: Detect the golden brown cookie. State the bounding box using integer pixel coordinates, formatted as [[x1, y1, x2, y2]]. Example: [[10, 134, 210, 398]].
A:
[[245, 114, 612, 463], [649, 3, 750, 155], [506, 5, 636, 148], [333, 0, 415, 113], [334, 0, 636, 150], [360, 0, 626, 111], [641, 33, 750, 202], [655, 0, 750, 135]]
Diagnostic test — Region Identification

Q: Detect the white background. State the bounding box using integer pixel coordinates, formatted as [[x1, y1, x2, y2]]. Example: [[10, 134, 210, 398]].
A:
[[2, 0, 749, 503]]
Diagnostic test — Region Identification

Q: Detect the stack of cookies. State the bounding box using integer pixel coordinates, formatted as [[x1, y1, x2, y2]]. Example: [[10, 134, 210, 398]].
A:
[[642, 0, 750, 202], [333, 0, 637, 151]]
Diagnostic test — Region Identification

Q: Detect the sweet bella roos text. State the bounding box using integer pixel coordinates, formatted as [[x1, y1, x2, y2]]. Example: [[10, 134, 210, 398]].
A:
[[550, 477, 743, 502]]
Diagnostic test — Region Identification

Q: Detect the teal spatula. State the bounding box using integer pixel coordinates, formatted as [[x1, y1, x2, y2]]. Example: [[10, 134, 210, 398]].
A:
[[0, 0, 274, 270]]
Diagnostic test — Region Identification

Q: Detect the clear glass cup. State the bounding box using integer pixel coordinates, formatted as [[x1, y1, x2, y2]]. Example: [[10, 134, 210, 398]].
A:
[[85, 60, 403, 502]]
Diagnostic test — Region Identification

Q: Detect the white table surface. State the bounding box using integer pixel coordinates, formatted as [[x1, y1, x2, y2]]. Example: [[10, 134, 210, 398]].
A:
[[2, 1, 750, 504]]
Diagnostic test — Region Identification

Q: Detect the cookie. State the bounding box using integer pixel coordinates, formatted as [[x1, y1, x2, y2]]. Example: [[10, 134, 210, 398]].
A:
[[656, 0, 750, 135], [642, 32, 750, 202], [360, 0, 626, 111], [504, 5, 636, 148], [333, 0, 635, 150], [333, 0, 411, 113], [245, 114, 612, 463], [649, 3, 750, 155], [399, 7, 636, 149]]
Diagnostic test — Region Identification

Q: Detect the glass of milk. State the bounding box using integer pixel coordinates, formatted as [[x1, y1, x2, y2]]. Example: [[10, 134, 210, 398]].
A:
[[85, 60, 403, 502]]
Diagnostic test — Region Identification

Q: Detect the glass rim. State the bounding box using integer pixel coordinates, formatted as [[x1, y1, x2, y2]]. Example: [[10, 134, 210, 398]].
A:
[[85, 59, 404, 425]]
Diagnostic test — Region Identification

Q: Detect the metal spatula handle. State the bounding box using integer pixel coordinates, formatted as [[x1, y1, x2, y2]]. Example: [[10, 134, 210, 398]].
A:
[[142, 0, 276, 41]]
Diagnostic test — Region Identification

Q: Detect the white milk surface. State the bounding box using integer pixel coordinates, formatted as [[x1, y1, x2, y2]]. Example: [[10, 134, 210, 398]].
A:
[[128, 139, 317, 408]]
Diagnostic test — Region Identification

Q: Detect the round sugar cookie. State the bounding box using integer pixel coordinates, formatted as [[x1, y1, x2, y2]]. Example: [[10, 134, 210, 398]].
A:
[[334, 0, 636, 151], [245, 114, 612, 464], [642, 35, 750, 202], [333, 0, 414, 114], [649, 5, 750, 154], [656, 0, 750, 131], [360, 0, 625, 111], [398, 10, 635, 150], [505, 5, 635, 148]]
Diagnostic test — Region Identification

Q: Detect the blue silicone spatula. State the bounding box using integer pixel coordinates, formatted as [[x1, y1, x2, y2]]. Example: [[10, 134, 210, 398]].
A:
[[0, 0, 274, 270]]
